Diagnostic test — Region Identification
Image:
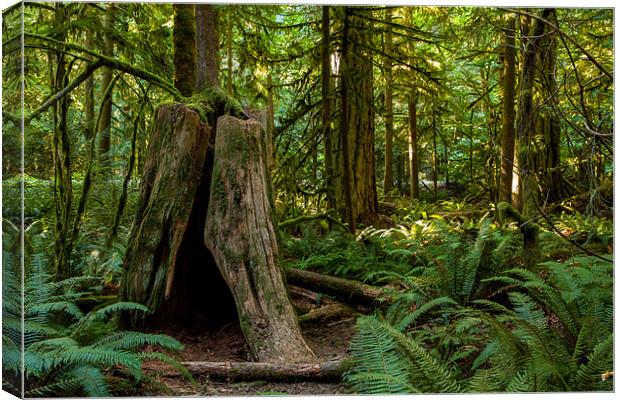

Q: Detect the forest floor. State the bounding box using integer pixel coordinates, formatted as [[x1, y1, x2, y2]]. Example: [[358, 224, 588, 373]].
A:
[[140, 296, 355, 395]]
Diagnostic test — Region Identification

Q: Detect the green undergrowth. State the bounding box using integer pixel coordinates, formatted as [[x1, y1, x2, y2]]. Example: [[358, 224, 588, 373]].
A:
[[279, 207, 613, 394], [2, 228, 191, 397]]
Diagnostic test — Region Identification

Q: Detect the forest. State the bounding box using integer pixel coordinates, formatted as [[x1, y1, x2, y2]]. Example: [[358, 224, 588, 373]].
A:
[[1, 1, 614, 397]]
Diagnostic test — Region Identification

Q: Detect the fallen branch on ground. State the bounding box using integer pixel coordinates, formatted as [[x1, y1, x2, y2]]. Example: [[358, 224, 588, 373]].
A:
[[298, 303, 358, 324], [146, 360, 350, 382], [278, 211, 349, 231], [285, 268, 393, 307]]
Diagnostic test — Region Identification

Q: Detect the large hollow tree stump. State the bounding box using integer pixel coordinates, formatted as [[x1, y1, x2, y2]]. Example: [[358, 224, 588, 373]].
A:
[[120, 103, 236, 327], [205, 116, 316, 363]]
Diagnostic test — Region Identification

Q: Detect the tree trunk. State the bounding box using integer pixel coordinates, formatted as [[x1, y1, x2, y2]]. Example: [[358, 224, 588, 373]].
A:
[[120, 103, 236, 327], [335, 7, 378, 227], [408, 92, 419, 198], [539, 10, 563, 203], [321, 6, 335, 210], [205, 116, 316, 363], [432, 113, 438, 200], [383, 8, 394, 195], [516, 9, 551, 218], [336, 8, 355, 232], [499, 14, 516, 204], [173, 4, 196, 97], [195, 4, 219, 91], [226, 10, 234, 95], [52, 3, 73, 280], [84, 24, 95, 140], [98, 3, 115, 163]]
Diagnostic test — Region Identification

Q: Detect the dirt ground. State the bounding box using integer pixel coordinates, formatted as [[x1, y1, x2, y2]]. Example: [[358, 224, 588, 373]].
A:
[[141, 295, 357, 396]]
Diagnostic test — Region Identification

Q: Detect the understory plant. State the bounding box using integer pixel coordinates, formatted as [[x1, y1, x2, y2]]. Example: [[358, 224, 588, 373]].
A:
[[345, 222, 613, 394], [2, 229, 189, 397]]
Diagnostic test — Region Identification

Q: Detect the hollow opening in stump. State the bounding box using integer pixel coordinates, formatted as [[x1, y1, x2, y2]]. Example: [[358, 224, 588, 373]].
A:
[[136, 108, 238, 330]]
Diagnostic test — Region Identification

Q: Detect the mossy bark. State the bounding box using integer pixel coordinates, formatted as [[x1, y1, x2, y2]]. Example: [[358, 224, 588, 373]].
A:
[[195, 4, 219, 91], [333, 7, 379, 228], [499, 15, 516, 204], [383, 8, 394, 195], [97, 3, 115, 163], [120, 103, 235, 327], [174, 4, 196, 97], [205, 116, 316, 363], [52, 3, 73, 281]]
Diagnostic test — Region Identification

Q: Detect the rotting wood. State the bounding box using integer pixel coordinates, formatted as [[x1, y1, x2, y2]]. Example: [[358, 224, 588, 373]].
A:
[[298, 303, 358, 324], [285, 268, 392, 307], [147, 360, 349, 382], [205, 116, 316, 363], [120, 103, 212, 326]]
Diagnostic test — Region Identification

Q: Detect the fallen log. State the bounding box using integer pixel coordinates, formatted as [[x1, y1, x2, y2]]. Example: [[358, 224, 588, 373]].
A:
[[285, 268, 392, 307], [149, 360, 349, 382], [278, 211, 348, 232], [298, 303, 358, 324]]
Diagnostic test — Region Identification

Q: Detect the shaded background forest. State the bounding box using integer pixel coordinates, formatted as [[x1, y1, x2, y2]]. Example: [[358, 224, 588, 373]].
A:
[[1, 2, 614, 396]]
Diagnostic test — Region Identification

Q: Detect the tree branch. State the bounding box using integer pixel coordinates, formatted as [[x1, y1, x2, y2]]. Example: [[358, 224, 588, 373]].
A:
[[24, 33, 182, 99], [503, 8, 613, 80]]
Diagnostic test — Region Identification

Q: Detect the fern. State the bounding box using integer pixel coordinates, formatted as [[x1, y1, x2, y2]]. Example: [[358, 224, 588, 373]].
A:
[[346, 315, 413, 394], [2, 241, 186, 397]]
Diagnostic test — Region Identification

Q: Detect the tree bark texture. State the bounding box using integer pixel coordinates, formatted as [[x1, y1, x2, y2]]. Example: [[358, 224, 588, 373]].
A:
[[120, 103, 231, 326], [538, 10, 563, 203], [98, 3, 115, 162], [516, 9, 551, 219], [205, 116, 316, 363], [383, 8, 394, 195], [321, 6, 335, 210], [334, 7, 378, 227], [84, 24, 95, 140], [408, 93, 419, 198], [52, 3, 73, 280], [195, 4, 219, 91], [173, 4, 196, 97], [499, 14, 516, 204]]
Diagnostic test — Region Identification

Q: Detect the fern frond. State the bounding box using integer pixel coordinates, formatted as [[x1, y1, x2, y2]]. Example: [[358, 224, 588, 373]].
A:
[[94, 331, 183, 352], [508, 292, 547, 331], [384, 322, 461, 393], [346, 316, 412, 394], [346, 372, 416, 394], [88, 301, 150, 322], [28, 301, 84, 321], [397, 296, 457, 331], [571, 333, 613, 390]]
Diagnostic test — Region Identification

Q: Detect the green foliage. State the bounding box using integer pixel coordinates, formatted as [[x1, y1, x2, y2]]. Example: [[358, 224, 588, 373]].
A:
[[1, 231, 189, 397], [345, 220, 613, 394]]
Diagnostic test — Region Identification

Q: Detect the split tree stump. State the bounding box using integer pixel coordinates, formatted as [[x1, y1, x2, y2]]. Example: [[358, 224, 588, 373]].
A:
[[205, 116, 316, 363], [120, 103, 236, 327]]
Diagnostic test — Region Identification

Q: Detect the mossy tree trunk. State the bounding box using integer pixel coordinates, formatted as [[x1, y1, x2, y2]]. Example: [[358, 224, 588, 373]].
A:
[[383, 8, 394, 195], [98, 3, 115, 163], [120, 102, 236, 327], [516, 9, 551, 219], [499, 14, 516, 204], [321, 6, 335, 210], [334, 7, 379, 228], [195, 4, 219, 91], [408, 92, 418, 199], [205, 116, 316, 363], [52, 2, 73, 280], [173, 4, 196, 97], [539, 10, 564, 203]]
